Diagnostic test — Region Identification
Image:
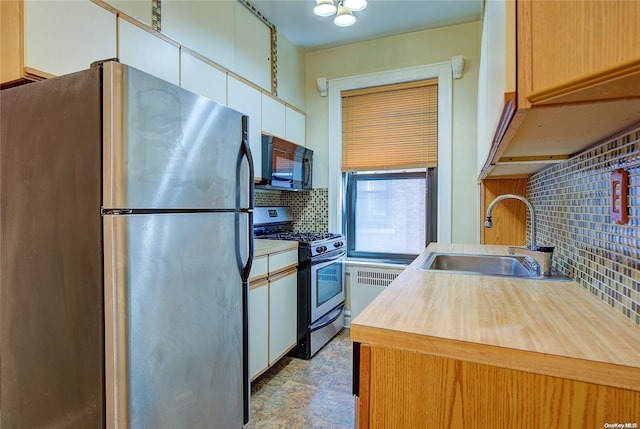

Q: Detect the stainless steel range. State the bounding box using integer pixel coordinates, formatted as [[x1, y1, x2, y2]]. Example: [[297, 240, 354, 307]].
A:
[[254, 207, 345, 359]]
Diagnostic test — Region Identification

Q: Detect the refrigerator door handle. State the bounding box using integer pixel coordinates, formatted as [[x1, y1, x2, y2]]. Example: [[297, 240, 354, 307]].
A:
[[235, 115, 254, 282], [236, 115, 254, 425]]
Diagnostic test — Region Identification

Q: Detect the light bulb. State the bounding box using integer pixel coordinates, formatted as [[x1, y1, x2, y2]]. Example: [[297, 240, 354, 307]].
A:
[[343, 0, 367, 12], [314, 0, 337, 17], [334, 4, 356, 26]]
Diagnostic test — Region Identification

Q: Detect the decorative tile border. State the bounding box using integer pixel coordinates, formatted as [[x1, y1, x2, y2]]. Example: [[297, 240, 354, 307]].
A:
[[528, 125, 640, 326], [152, 0, 161, 31], [255, 188, 330, 233]]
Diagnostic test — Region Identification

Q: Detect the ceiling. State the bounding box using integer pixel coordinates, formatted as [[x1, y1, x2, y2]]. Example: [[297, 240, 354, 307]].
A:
[[250, 0, 483, 52]]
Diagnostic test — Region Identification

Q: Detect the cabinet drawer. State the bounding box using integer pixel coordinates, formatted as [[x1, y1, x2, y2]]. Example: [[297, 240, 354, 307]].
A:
[[250, 256, 268, 281], [269, 250, 298, 274]]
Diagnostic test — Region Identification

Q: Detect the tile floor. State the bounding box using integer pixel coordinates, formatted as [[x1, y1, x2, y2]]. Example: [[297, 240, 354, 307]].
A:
[[246, 329, 354, 429]]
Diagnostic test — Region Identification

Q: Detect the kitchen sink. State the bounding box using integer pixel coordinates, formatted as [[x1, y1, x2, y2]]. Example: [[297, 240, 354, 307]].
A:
[[418, 252, 545, 279], [418, 252, 573, 281]]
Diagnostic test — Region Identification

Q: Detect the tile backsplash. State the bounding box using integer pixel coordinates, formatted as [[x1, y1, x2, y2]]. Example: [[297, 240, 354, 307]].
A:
[[528, 125, 640, 326], [255, 188, 329, 232]]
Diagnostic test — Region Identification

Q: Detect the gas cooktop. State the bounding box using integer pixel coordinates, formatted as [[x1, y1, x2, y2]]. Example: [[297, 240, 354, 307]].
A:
[[259, 231, 341, 244]]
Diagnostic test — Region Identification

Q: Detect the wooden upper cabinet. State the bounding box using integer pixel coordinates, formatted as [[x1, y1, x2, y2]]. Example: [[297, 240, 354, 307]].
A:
[[518, 0, 640, 107], [1, 0, 116, 88], [479, 0, 640, 179]]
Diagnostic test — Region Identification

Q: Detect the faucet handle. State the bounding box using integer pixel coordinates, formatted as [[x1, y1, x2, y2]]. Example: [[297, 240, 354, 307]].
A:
[[535, 246, 554, 253]]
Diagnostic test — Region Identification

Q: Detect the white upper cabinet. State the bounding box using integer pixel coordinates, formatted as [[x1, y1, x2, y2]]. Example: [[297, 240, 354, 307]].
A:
[[261, 95, 286, 139], [476, 0, 514, 176], [23, 0, 116, 77], [162, 1, 270, 92], [180, 52, 227, 106], [161, 1, 235, 75], [262, 96, 306, 146], [285, 107, 306, 146], [228, 77, 263, 180], [118, 18, 179, 86], [233, 2, 271, 92], [102, 0, 152, 26]]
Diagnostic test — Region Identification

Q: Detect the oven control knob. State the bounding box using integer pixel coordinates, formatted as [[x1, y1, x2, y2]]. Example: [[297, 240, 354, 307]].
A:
[[334, 241, 344, 248], [317, 246, 327, 254]]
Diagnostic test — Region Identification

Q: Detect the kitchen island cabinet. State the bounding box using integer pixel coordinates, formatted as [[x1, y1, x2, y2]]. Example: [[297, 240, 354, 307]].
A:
[[478, 0, 640, 179], [249, 240, 298, 380], [351, 243, 640, 428]]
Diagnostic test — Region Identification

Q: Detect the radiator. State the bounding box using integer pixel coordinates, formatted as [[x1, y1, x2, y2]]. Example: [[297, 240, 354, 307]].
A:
[[347, 266, 402, 326]]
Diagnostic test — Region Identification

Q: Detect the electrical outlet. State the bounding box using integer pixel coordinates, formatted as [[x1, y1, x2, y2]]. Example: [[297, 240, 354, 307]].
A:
[[610, 168, 628, 224]]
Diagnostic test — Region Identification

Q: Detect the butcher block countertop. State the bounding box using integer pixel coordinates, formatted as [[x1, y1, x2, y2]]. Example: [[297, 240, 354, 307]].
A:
[[253, 239, 298, 258], [350, 243, 640, 391]]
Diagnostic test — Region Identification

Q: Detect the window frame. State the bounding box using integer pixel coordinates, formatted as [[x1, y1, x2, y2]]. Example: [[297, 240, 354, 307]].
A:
[[343, 169, 437, 263], [327, 62, 453, 244]]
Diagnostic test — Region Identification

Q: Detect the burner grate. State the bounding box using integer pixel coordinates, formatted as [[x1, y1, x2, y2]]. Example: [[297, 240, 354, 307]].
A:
[[260, 232, 339, 243]]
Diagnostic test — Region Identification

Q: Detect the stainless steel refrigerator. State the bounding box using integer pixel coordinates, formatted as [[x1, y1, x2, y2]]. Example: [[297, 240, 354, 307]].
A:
[[0, 60, 253, 428]]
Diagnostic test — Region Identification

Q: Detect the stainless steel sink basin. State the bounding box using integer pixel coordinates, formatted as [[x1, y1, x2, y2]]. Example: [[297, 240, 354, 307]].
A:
[[418, 252, 540, 278]]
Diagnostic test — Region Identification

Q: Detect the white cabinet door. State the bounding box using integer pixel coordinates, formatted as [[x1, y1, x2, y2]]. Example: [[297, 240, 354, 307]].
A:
[[268, 271, 297, 365], [228, 77, 262, 180], [24, 0, 116, 77], [162, 0, 235, 73], [249, 284, 269, 380], [180, 52, 227, 106], [233, 1, 271, 92], [118, 18, 179, 85], [285, 107, 306, 146], [102, 0, 152, 26], [261, 95, 286, 139]]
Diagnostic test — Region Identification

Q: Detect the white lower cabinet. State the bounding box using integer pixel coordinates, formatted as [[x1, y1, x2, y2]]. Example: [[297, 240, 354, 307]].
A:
[[268, 269, 298, 364], [249, 283, 269, 380], [248, 249, 297, 380]]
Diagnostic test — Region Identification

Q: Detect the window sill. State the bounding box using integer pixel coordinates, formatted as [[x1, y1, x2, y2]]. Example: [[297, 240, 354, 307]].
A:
[[345, 258, 411, 270]]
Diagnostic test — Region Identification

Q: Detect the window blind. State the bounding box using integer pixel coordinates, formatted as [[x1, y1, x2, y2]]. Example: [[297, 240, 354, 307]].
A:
[[341, 79, 438, 171]]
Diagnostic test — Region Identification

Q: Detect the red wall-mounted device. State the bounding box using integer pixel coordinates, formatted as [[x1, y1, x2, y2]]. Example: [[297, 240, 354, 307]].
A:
[[610, 168, 628, 224]]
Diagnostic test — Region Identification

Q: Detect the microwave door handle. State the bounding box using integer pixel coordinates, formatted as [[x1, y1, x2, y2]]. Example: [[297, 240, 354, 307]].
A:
[[303, 158, 311, 187]]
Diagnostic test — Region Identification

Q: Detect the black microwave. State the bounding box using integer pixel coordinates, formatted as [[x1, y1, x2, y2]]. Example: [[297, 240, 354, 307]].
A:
[[258, 135, 313, 191]]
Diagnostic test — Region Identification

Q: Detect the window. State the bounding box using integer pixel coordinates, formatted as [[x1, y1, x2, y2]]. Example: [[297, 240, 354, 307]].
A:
[[341, 79, 438, 262], [345, 170, 437, 262]]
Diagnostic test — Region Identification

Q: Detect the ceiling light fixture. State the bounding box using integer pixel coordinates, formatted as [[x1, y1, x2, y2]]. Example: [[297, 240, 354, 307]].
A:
[[313, 0, 366, 27], [334, 3, 356, 26], [342, 0, 367, 12], [313, 0, 337, 17]]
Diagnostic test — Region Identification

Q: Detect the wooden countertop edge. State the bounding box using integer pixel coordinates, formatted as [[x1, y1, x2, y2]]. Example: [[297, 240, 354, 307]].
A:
[[350, 325, 640, 392]]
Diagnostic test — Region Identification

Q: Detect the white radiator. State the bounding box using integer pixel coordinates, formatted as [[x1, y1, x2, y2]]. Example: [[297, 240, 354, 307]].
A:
[[347, 266, 403, 326]]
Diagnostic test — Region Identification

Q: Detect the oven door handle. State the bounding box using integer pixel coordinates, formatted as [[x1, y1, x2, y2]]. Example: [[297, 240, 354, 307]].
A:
[[312, 250, 346, 266], [309, 304, 344, 332]]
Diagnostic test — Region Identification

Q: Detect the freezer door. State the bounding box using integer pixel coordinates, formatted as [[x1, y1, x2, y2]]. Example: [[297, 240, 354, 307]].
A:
[[103, 62, 251, 210], [103, 212, 250, 428]]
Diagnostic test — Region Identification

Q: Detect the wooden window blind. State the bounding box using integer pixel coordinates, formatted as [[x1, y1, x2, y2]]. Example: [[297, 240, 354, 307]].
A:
[[341, 79, 438, 171]]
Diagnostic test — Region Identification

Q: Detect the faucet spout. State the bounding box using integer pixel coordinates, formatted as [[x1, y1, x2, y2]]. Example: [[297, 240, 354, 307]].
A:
[[485, 193, 537, 250]]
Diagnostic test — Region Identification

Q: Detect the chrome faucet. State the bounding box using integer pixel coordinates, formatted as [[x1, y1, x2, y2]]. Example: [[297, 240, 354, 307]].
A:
[[484, 193, 536, 250], [484, 194, 554, 276]]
